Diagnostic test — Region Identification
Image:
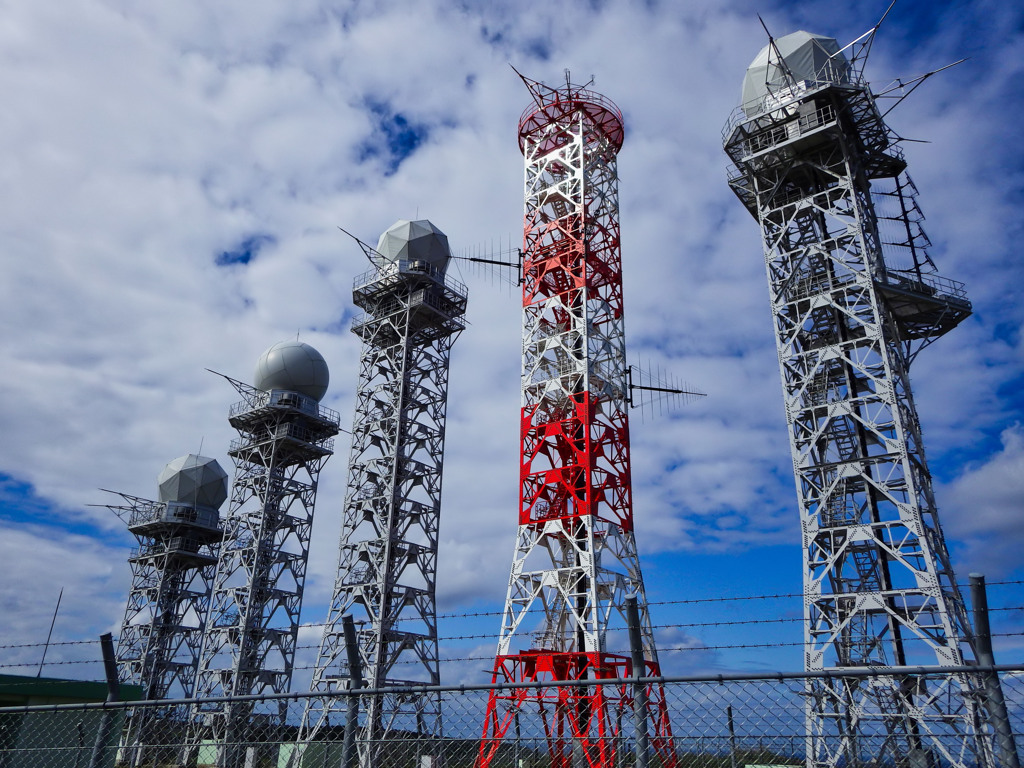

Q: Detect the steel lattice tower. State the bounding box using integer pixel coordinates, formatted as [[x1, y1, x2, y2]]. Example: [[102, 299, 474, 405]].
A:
[[723, 31, 989, 768], [478, 75, 675, 768], [106, 454, 227, 766], [192, 341, 339, 767], [299, 220, 467, 763]]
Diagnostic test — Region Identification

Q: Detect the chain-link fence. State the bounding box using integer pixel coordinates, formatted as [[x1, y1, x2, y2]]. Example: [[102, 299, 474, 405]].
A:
[[1, 665, 1022, 768]]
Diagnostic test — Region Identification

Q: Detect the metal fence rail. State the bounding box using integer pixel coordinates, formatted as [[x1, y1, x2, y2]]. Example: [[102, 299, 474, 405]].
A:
[[1, 665, 1021, 768]]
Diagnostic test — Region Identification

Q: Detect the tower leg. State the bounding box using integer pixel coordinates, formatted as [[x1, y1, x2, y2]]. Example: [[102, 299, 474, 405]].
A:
[[478, 654, 676, 768]]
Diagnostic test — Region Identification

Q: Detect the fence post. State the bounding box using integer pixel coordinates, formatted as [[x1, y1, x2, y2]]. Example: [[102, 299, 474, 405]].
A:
[[625, 596, 649, 768], [88, 633, 120, 768], [341, 615, 364, 768], [970, 573, 1021, 768], [514, 707, 522, 768], [727, 705, 737, 768]]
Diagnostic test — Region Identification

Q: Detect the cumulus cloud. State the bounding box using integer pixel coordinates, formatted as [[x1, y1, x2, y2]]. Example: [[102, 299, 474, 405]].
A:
[[0, 0, 1021, 682], [942, 424, 1024, 574]]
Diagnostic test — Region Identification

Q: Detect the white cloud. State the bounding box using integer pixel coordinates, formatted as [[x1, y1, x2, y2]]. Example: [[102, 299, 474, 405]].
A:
[[0, 521, 125, 678], [0, 0, 1020, 682], [942, 424, 1024, 575]]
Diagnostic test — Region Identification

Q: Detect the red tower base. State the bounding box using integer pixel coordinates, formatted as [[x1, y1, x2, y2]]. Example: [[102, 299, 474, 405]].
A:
[[477, 651, 677, 768]]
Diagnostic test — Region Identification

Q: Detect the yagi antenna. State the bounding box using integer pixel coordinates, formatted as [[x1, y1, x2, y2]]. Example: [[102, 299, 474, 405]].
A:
[[338, 225, 388, 270], [875, 59, 967, 119], [627, 363, 706, 421], [91, 489, 153, 524], [758, 14, 799, 92], [451, 236, 524, 290], [835, 0, 897, 75]]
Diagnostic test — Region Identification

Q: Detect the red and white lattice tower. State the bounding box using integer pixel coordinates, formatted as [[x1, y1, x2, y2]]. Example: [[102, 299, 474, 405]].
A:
[[478, 73, 675, 768]]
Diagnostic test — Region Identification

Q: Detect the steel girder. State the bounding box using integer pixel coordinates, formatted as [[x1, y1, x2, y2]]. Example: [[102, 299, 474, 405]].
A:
[[107, 494, 222, 766], [479, 652, 675, 768], [299, 259, 466, 764], [191, 385, 339, 768], [724, 80, 988, 768], [479, 78, 674, 768], [114, 496, 220, 703]]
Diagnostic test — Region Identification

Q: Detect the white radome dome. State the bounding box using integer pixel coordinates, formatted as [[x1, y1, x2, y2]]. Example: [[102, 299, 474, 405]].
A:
[[253, 340, 329, 402], [741, 30, 850, 115], [157, 454, 228, 509], [375, 219, 451, 273]]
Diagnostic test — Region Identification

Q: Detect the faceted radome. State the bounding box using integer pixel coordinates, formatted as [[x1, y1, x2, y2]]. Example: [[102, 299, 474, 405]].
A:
[[157, 454, 228, 509], [375, 219, 451, 273]]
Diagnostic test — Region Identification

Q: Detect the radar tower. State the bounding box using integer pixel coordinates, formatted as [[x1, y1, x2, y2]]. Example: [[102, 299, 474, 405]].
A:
[[478, 73, 676, 768], [105, 454, 227, 766], [299, 220, 468, 765], [723, 29, 989, 768], [191, 341, 340, 768]]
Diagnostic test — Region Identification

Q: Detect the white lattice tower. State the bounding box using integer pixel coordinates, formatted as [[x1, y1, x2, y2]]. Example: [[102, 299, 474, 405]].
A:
[[298, 220, 467, 764], [723, 31, 990, 768], [192, 343, 339, 768], [105, 454, 226, 766], [478, 74, 676, 768]]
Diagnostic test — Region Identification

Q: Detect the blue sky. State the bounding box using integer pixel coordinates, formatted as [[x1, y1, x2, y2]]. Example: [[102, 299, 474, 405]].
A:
[[0, 0, 1021, 686]]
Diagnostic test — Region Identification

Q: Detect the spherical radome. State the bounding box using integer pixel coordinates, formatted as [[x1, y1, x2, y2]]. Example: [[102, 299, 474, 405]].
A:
[[253, 340, 329, 401], [374, 219, 451, 273], [157, 454, 228, 509], [741, 30, 850, 115]]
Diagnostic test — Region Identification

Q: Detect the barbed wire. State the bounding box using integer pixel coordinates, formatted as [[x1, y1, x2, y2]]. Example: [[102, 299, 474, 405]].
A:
[[3, 600, 1022, 654], [7, 628, 1024, 680], [426, 616, 806, 643], [291, 586, 1024, 630], [0, 638, 105, 651], [0, 658, 105, 669], [4, 604, 1023, 655], [981, 580, 1024, 587], [293, 630, 1024, 671], [4, 585, 1022, 674]]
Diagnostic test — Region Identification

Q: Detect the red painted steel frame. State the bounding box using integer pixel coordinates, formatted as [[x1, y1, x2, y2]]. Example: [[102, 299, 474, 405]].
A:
[[479, 652, 676, 768], [479, 78, 675, 768], [517, 94, 631, 532]]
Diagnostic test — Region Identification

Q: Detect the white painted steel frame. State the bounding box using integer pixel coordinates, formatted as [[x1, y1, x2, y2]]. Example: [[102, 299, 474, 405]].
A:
[[724, 72, 988, 768], [191, 384, 338, 767], [300, 258, 466, 763]]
